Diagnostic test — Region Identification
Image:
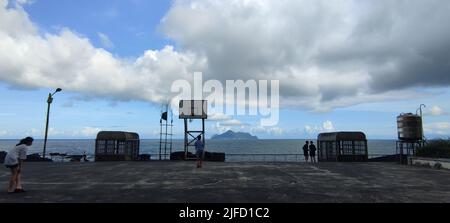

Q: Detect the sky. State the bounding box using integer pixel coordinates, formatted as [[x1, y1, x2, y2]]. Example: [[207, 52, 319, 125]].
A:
[[0, 0, 449, 140]]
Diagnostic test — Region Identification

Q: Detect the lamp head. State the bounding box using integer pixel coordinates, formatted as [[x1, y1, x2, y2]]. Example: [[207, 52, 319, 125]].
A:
[[51, 88, 62, 96]]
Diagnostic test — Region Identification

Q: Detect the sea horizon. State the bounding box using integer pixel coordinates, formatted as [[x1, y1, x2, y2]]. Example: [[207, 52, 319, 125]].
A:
[[1, 138, 399, 160], [0, 138, 400, 141]]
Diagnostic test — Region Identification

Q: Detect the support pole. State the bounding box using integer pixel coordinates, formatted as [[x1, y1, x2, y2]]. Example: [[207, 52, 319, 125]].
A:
[[164, 105, 168, 160], [202, 118, 205, 146], [184, 118, 188, 159], [42, 93, 52, 160], [169, 119, 173, 156]]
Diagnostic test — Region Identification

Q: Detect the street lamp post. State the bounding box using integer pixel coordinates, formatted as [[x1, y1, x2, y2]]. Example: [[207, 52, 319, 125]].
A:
[[42, 88, 62, 160]]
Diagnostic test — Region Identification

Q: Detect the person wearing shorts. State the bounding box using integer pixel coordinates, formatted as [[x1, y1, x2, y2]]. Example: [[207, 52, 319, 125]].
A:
[[195, 135, 204, 168], [4, 137, 33, 194]]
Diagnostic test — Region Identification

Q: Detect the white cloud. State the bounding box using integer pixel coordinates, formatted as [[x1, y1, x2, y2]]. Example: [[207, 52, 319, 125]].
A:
[[30, 128, 39, 135], [304, 121, 336, 135], [220, 119, 248, 127], [97, 32, 114, 49], [23, 128, 40, 137], [1, 0, 450, 113], [220, 119, 241, 126], [424, 122, 450, 136], [162, 0, 450, 110], [250, 125, 283, 136], [0, 1, 206, 105], [425, 106, 447, 116], [303, 126, 312, 134], [77, 127, 102, 137], [427, 122, 450, 130], [14, 0, 33, 6], [207, 113, 232, 121], [150, 129, 160, 138], [26, 128, 63, 137], [267, 127, 283, 135], [0, 0, 35, 36], [250, 125, 266, 134], [304, 125, 319, 135], [322, 121, 335, 132], [214, 122, 231, 134], [47, 127, 63, 136], [213, 118, 250, 134], [0, 129, 8, 136]]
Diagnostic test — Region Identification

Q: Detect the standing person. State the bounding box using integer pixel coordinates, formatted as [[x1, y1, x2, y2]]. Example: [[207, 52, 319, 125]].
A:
[[4, 137, 33, 193], [309, 141, 317, 163], [302, 141, 309, 163], [195, 135, 205, 168]]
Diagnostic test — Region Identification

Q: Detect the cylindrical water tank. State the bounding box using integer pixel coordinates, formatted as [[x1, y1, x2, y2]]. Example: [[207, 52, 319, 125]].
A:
[[397, 113, 423, 141]]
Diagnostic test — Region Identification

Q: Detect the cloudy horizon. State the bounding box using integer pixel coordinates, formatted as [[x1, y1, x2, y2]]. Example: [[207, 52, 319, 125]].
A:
[[0, 0, 449, 139]]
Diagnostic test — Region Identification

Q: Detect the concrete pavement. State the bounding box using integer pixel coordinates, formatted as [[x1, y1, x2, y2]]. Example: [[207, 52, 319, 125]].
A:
[[1, 161, 449, 203]]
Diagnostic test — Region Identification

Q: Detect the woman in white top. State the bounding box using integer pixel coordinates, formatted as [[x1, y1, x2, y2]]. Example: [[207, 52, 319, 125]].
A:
[[4, 137, 33, 194]]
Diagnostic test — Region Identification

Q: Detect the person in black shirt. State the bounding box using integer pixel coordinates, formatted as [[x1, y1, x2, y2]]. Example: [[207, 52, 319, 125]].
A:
[[309, 141, 317, 163], [302, 141, 309, 163]]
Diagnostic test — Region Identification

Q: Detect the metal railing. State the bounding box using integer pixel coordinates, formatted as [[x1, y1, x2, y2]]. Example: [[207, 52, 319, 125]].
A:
[[225, 153, 305, 162], [368, 154, 396, 159], [226, 153, 395, 162], [146, 153, 307, 162], [125, 153, 395, 163]]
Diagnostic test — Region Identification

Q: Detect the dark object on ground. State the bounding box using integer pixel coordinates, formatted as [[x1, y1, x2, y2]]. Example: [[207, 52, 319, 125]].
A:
[[369, 154, 406, 162], [0, 151, 6, 163], [170, 151, 196, 160], [67, 155, 90, 162], [95, 131, 140, 161], [170, 151, 225, 161], [69, 155, 83, 162], [204, 152, 225, 162], [416, 139, 450, 159], [317, 132, 368, 162], [50, 153, 67, 162], [26, 153, 52, 162], [14, 188, 26, 193], [434, 163, 443, 169], [139, 154, 151, 161]]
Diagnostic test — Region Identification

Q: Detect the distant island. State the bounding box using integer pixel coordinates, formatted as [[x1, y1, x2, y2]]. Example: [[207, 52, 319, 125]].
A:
[[211, 130, 258, 140]]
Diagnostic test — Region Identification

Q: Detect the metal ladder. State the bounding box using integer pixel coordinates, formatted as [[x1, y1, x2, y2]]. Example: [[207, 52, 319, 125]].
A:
[[159, 104, 173, 160]]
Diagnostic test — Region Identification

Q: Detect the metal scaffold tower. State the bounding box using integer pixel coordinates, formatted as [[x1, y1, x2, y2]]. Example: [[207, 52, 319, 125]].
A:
[[179, 100, 208, 160], [159, 103, 173, 160]]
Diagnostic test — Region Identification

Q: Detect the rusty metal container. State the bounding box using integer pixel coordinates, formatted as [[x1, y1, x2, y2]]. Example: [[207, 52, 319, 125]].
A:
[[397, 113, 423, 141]]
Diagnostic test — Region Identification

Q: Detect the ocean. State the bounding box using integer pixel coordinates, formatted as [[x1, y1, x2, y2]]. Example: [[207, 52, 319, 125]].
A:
[[0, 139, 397, 162]]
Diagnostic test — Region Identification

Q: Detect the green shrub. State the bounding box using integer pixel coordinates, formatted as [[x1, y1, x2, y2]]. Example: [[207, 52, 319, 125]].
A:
[[416, 139, 450, 158]]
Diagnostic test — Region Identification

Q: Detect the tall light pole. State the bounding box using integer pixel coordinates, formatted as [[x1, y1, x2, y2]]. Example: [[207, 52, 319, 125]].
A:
[[42, 88, 62, 160]]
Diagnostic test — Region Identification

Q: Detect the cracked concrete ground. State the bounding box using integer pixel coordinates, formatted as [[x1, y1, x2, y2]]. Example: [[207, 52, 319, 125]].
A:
[[0, 161, 449, 203]]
